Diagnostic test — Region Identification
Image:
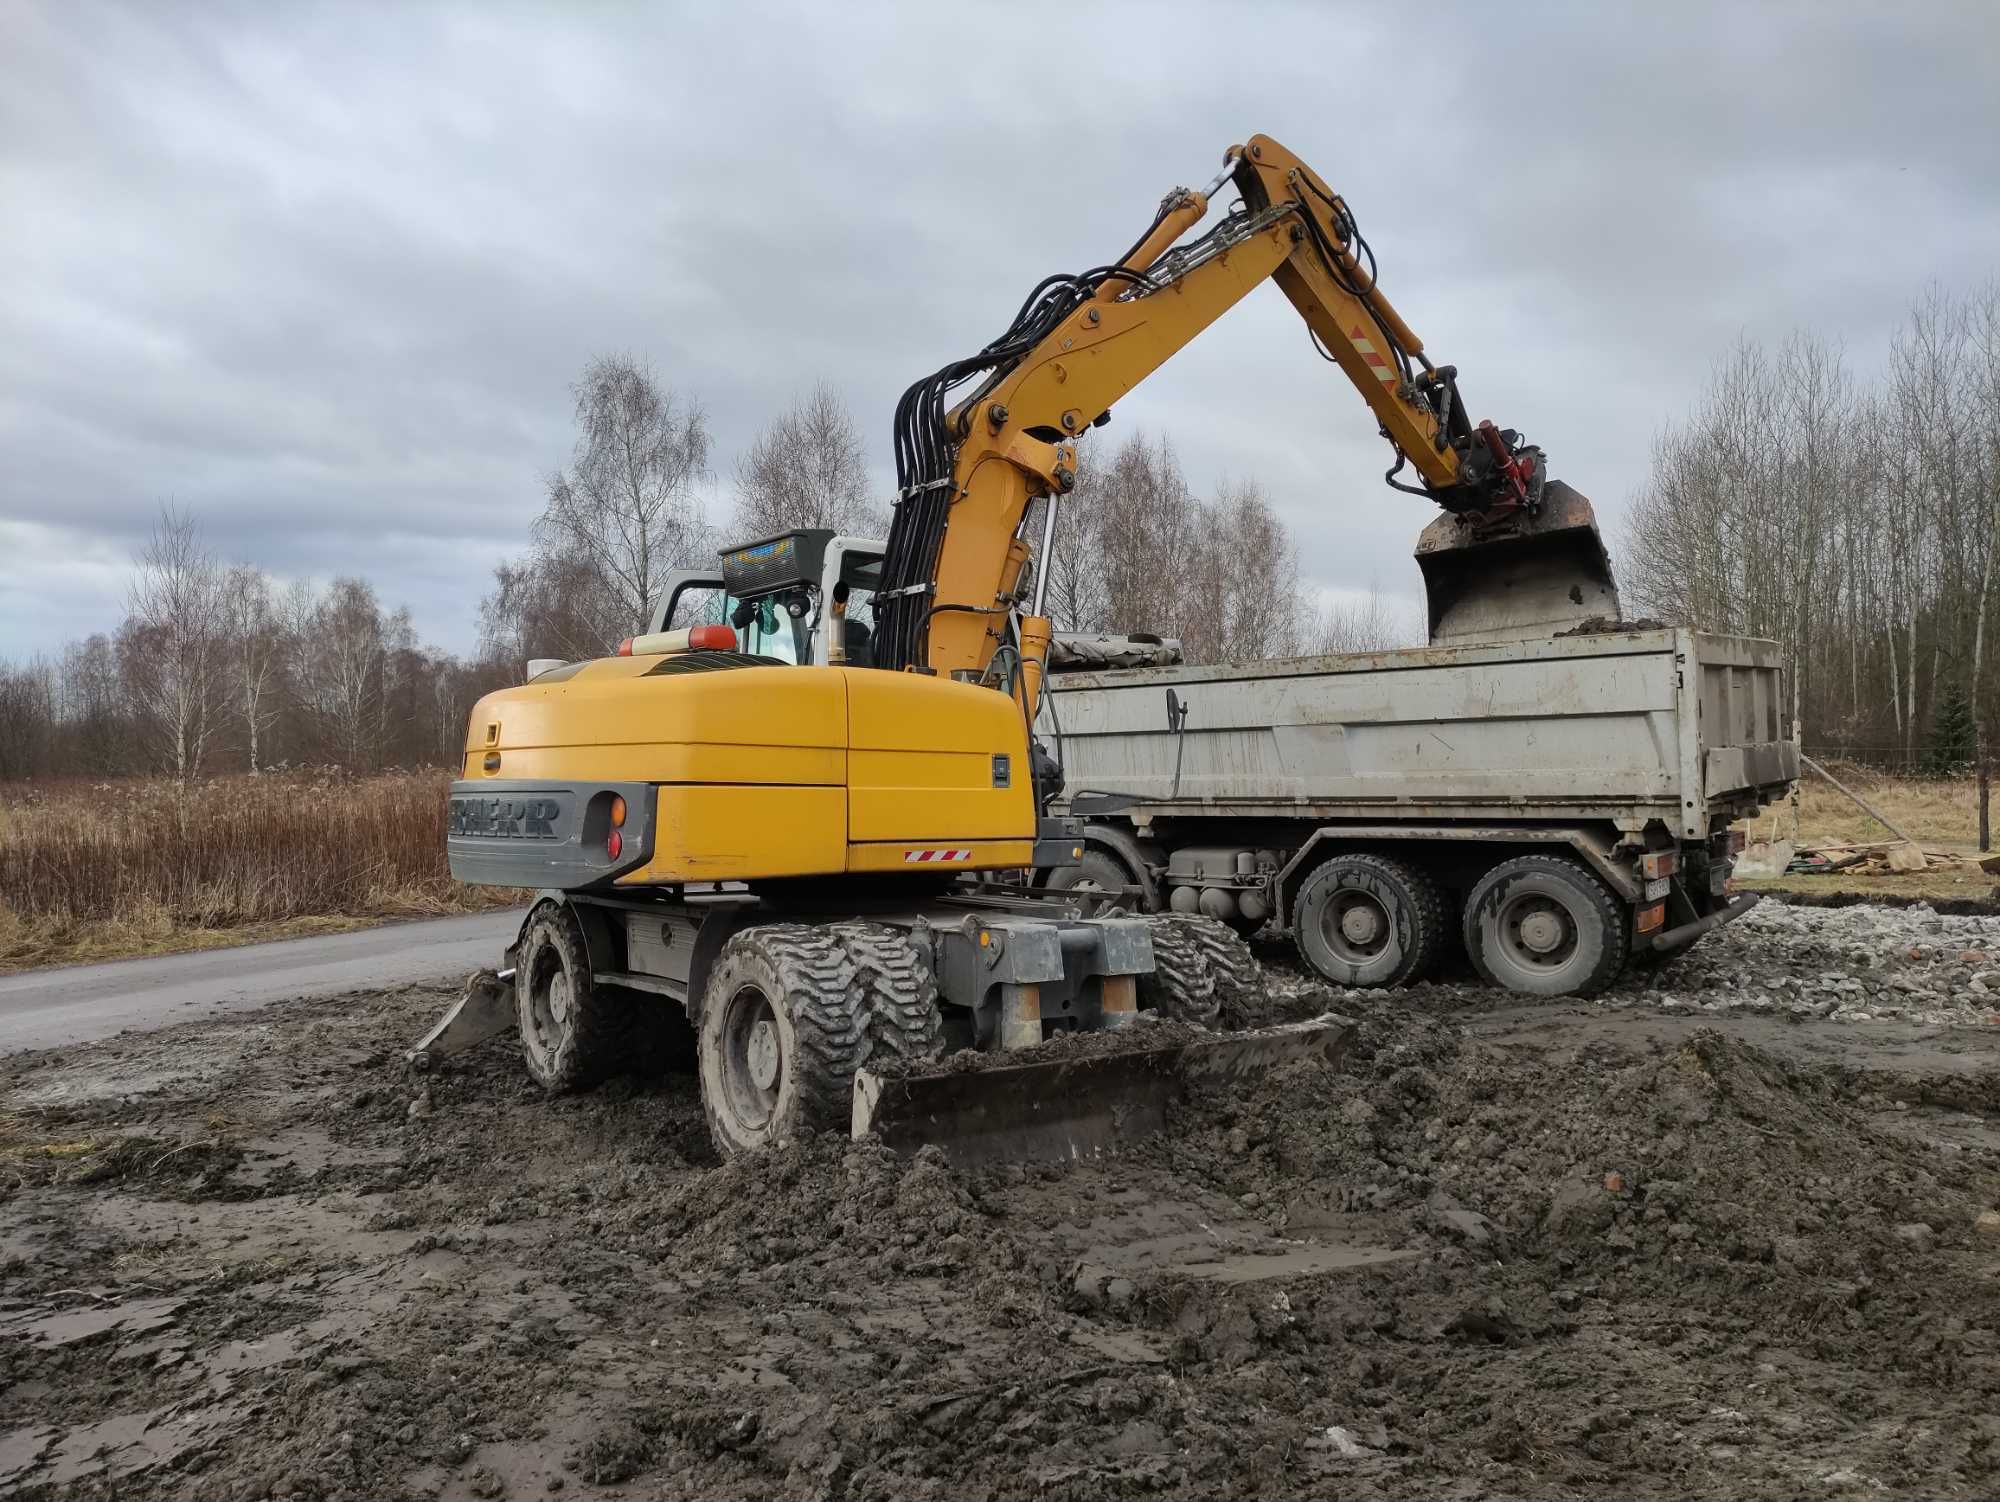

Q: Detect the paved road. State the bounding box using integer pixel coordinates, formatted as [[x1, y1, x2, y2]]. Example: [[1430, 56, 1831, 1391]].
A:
[[0, 910, 522, 1055]]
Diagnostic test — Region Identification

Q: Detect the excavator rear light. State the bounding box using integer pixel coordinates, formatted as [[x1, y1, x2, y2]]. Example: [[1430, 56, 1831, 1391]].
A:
[[609, 795, 627, 828], [605, 828, 623, 861]]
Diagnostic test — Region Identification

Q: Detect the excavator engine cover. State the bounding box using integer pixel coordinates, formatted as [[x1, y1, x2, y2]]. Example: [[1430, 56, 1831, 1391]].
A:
[[1414, 481, 1622, 644]]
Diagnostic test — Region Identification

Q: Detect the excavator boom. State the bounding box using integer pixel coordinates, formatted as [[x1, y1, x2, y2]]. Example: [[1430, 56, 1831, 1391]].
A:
[[873, 133, 1618, 694]]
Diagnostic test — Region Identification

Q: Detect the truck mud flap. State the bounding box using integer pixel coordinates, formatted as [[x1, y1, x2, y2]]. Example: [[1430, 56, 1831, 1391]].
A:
[[849, 1016, 1352, 1167]]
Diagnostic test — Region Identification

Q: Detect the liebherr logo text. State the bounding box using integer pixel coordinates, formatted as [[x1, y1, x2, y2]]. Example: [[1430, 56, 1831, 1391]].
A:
[[449, 797, 561, 839]]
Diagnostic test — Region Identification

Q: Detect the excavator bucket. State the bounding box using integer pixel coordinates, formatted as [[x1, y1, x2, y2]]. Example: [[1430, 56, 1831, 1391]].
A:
[[1414, 481, 1622, 645], [849, 1015, 1352, 1167]]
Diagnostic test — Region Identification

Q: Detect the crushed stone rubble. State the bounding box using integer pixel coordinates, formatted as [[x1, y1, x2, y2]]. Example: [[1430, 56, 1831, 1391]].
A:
[[1258, 898, 2000, 1029]]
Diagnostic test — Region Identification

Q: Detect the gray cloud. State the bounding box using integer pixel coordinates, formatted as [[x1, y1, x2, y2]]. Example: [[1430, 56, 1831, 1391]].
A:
[[4, 0, 1996, 656]]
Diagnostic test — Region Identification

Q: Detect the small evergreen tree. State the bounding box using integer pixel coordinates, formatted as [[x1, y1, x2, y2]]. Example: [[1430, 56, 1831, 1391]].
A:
[[1925, 680, 1976, 775]]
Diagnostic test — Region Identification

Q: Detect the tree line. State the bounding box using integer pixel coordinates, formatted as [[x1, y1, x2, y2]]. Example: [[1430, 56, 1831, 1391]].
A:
[[0, 352, 1401, 784], [1622, 281, 1999, 767]]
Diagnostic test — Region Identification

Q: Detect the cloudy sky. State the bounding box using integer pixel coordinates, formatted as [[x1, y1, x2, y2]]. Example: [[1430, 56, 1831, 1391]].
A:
[[4, 1, 1997, 659]]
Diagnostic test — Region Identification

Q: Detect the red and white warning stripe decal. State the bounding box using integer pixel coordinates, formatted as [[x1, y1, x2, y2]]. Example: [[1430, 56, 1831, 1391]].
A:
[[1349, 324, 1398, 385], [903, 848, 973, 864]]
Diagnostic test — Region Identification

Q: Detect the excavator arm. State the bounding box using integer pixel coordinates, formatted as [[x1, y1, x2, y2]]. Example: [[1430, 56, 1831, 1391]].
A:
[[873, 133, 1617, 696]]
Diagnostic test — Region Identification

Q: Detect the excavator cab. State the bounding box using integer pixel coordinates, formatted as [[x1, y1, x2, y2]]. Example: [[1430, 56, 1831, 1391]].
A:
[[651, 530, 886, 667]]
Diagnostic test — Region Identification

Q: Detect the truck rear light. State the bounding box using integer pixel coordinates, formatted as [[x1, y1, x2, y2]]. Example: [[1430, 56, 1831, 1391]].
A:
[[1640, 849, 1678, 881], [1635, 901, 1665, 934], [606, 828, 623, 861]]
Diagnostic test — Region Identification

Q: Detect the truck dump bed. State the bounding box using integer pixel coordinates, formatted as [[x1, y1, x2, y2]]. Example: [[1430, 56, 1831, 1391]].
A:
[[1044, 627, 1796, 841]]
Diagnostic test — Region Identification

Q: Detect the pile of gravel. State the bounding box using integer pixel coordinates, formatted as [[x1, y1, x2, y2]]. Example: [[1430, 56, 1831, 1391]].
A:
[[1614, 900, 2000, 1027]]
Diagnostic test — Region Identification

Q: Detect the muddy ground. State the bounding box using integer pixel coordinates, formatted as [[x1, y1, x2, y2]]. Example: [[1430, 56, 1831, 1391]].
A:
[[5, 905, 2000, 1499]]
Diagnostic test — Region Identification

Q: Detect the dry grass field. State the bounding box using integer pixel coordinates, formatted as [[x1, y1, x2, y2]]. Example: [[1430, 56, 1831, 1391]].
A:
[[0, 771, 512, 971], [1739, 767, 1995, 903]]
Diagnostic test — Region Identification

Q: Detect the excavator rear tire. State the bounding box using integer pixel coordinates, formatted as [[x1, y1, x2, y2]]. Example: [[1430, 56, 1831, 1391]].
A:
[[697, 924, 868, 1158], [832, 921, 944, 1066], [514, 901, 658, 1093], [1136, 916, 1221, 1027]]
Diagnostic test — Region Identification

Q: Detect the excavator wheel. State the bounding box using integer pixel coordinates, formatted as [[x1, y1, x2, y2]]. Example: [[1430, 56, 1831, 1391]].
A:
[[1162, 915, 1266, 1028], [1136, 916, 1221, 1027], [1292, 852, 1447, 989], [514, 901, 658, 1092], [832, 921, 944, 1066], [697, 924, 869, 1157]]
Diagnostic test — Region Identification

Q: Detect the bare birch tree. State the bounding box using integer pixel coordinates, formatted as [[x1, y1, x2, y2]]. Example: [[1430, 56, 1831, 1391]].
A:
[[536, 355, 712, 647], [123, 505, 222, 783], [733, 382, 883, 539]]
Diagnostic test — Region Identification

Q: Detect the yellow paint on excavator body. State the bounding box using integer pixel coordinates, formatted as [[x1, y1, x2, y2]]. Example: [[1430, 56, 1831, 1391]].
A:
[[462, 656, 1034, 882]]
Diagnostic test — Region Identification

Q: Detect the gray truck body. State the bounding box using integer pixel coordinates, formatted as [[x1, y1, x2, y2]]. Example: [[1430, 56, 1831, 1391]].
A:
[[1039, 626, 1797, 977]]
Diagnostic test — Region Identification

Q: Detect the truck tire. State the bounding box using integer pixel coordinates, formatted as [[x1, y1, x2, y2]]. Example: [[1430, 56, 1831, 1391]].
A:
[[1136, 916, 1221, 1026], [514, 901, 656, 1092], [831, 921, 944, 1066], [1292, 853, 1446, 989], [697, 924, 867, 1157], [1046, 849, 1141, 903], [1463, 854, 1627, 998], [1160, 915, 1263, 1028]]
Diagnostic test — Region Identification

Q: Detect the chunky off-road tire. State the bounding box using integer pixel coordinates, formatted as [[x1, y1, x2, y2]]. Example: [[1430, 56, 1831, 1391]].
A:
[[697, 924, 867, 1157], [1292, 852, 1447, 989], [1160, 915, 1263, 1028], [1045, 849, 1141, 902], [1136, 916, 1221, 1027], [831, 921, 944, 1067], [512, 903, 655, 1092], [1463, 854, 1628, 998]]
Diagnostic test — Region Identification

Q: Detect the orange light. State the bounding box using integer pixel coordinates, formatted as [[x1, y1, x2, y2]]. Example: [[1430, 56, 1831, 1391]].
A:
[[615, 638, 634, 656], [688, 624, 737, 651], [1635, 901, 1665, 934], [605, 829, 623, 860], [609, 795, 627, 827]]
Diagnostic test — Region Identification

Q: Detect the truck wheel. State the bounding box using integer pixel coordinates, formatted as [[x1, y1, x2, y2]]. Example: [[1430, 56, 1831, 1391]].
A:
[[1161, 915, 1264, 1028], [514, 902, 644, 1092], [1292, 853, 1445, 988], [832, 921, 944, 1066], [697, 924, 867, 1157], [1136, 916, 1221, 1026], [1046, 849, 1141, 903], [1463, 854, 1627, 997]]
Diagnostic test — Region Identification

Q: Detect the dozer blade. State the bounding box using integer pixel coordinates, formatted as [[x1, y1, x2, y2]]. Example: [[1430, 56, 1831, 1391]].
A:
[[850, 1015, 1352, 1167], [1414, 480, 1622, 645], [406, 967, 515, 1071]]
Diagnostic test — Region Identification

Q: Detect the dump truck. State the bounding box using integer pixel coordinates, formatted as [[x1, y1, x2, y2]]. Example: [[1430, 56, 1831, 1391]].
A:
[[1039, 623, 1797, 996], [420, 132, 1665, 1161]]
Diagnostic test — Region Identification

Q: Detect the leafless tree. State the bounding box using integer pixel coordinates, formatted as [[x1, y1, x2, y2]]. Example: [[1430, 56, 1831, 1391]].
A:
[[733, 382, 883, 540], [218, 564, 284, 772], [536, 355, 713, 646], [123, 504, 222, 783]]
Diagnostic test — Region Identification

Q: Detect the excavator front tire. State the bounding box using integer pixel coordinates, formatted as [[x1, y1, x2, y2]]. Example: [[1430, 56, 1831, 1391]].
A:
[[697, 924, 869, 1158]]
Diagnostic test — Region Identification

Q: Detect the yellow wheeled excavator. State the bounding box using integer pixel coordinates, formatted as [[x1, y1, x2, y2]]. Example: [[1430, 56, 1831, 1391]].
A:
[[416, 133, 1615, 1161]]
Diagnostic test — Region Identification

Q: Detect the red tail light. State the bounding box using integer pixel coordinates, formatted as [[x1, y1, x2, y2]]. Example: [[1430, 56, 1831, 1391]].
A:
[[688, 624, 737, 650], [605, 829, 623, 860]]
